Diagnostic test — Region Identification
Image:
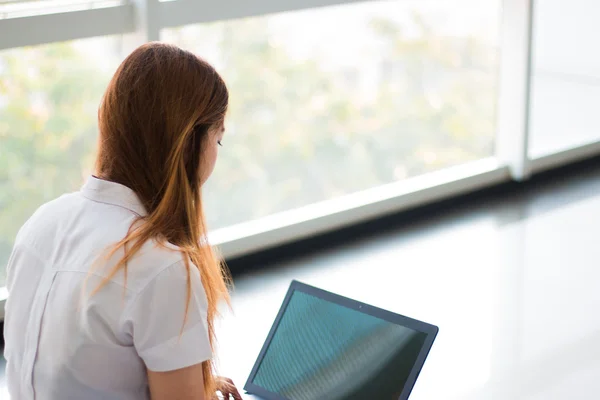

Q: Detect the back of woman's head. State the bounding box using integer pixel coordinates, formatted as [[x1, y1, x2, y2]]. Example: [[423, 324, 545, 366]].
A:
[[97, 42, 227, 219], [94, 42, 230, 397]]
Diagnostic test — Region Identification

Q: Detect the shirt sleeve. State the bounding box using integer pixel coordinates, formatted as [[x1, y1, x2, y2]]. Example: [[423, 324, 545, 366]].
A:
[[127, 260, 212, 372]]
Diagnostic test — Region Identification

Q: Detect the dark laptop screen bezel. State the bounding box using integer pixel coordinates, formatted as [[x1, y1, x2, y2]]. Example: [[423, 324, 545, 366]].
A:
[[243, 280, 439, 400]]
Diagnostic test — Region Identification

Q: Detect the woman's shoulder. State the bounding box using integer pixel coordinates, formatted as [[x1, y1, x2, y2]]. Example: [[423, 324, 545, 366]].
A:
[[122, 238, 202, 294]]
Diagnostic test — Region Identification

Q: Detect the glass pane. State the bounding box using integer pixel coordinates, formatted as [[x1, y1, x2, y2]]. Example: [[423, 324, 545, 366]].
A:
[[162, 0, 501, 230], [529, 0, 600, 157], [0, 36, 122, 285]]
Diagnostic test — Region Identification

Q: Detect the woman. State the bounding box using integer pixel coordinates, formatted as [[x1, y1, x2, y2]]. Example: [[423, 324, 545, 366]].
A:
[[4, 43, 242, 400]]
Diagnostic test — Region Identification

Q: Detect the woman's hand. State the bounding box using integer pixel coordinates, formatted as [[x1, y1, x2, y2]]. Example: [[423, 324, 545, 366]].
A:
[[217, 377, 242, 400]]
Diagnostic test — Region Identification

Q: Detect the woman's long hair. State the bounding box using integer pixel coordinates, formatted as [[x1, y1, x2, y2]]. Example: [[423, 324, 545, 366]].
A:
[[93, 42, 231, 398]]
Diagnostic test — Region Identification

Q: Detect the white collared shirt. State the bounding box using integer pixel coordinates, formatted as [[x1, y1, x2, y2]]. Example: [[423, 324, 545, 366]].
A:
[[4, 177, 212, 400]]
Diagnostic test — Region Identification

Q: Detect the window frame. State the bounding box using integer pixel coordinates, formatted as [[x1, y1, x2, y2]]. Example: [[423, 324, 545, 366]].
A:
[[0, 3, 134, 49]]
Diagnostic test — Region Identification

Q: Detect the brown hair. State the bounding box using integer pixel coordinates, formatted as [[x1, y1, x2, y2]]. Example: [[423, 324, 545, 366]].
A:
[[94, 42, 231, 397]]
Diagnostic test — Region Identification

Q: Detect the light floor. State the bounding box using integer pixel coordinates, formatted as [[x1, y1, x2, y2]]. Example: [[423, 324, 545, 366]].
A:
[[216, 173, 600, 400], [2, 166, 600, 399]]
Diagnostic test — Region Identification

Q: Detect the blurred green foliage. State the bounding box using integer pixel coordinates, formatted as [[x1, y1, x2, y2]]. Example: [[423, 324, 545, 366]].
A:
[[0, 9, 497, 283]]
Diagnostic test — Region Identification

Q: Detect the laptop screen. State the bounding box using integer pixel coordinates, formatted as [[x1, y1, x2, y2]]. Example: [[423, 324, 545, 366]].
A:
[[249, 290, 429, 400]]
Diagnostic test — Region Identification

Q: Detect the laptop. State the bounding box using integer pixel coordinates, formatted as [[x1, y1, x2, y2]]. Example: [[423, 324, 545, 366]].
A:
[[243, 281, 438, 400]]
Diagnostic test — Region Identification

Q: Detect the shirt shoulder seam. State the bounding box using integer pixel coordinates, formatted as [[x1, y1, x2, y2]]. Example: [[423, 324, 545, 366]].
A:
[[10, 242, 50, 270], [54, 269, 135, 293], [119, 258, 188, 330], [129, 259, 186, 301], [78, 192, 143, 217]]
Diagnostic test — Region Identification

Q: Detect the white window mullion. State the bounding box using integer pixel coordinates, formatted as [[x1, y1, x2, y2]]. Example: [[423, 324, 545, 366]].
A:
[[495, 0, 535, 181], [122, 0, 159, 54]]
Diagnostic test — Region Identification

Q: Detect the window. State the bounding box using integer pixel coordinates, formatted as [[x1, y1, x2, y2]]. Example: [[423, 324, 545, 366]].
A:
[[0, 36, 122, 285], [529, 0, 600, 157], [162, 0, 501, 230], [3, 0, 599, 293]]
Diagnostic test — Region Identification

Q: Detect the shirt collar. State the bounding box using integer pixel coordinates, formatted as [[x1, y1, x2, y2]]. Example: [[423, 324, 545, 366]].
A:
[[80, 176, 148, 217]]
